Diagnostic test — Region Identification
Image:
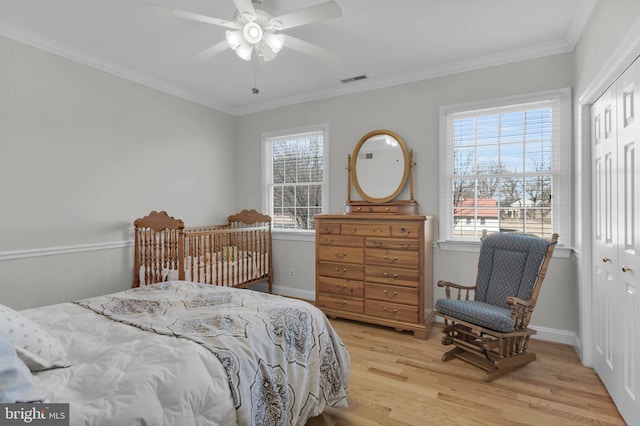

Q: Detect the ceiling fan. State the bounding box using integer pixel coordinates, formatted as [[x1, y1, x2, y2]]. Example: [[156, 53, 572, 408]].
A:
[[150, 0, 343, 63]]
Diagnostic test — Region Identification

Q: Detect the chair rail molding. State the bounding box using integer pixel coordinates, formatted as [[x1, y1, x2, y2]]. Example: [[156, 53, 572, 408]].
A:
[[0, 240, 133, 262]]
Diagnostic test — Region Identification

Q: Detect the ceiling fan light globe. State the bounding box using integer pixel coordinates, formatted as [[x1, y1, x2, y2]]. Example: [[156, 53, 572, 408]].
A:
[[264, 32, 285, 53], [225, 30, 243, 50], [235, 43, 253, 61], [243, 21, 263, 44], [258, 43, 277, 62]]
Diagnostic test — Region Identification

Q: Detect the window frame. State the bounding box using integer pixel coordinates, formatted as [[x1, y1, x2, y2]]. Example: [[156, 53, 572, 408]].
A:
[[438, 88, 571, 256], [262, 124, 330, 239]]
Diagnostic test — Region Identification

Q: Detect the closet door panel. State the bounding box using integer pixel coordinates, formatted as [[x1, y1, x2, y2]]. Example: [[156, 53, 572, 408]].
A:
[[615, 61, 640, 420], [592, 85, 618, 390]]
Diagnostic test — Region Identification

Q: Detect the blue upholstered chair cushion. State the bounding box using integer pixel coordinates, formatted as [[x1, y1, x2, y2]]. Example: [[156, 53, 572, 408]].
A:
[[474, 233, 550, 309], [435, 298, 515, 333]]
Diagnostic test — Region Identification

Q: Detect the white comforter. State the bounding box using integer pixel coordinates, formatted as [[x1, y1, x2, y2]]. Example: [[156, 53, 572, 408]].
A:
[[22, 282, 350, 426], [24, 301, 238, 425]]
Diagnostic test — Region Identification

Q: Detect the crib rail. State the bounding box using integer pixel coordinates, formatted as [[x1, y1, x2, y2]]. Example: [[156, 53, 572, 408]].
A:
[[133, 211, 185, 287], [133, 210, 272, 292], [184, 225, 271, 289]]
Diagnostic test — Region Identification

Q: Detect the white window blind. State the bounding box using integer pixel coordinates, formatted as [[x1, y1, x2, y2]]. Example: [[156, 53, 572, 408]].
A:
[[439, 88, 570, 246], [263, 125, 328, 232]]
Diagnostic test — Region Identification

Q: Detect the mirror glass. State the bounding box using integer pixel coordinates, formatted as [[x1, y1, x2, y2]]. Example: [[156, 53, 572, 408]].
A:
[[352, 130, 409, 203]]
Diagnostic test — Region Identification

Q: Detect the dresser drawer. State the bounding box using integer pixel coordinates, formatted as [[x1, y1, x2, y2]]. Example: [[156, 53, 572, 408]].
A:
[[317, 222, 341, 235], [341, 223, 391, 237], [318, 294, 364, 314], [349, 204, 398, 214], [318, 276, 364, 297], [318, 245, 364, 263], [318, 262, 365, 280], [317, 234, 364, 247], [366, 238, 419, 251], [391, 224, 421, 238], [365, 300, 418, 323], [366, 265, 419, 287], [318, 277, 364, 297], [366, 248, 419, 269], [366, 283, 418, 305]]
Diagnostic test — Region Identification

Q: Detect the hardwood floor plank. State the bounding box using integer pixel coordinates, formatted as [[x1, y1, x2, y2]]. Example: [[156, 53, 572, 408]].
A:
[[308, 319, 625, 425]]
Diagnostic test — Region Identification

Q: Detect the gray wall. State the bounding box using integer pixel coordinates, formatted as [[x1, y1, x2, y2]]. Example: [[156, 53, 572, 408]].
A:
[[4, 1, 640, 345], [0, 36, 237, 309], [236, 53, 578, 341]]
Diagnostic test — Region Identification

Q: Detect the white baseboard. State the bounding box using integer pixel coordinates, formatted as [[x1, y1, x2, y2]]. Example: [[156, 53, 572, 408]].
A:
[[529, 325, 578, 346], [272, 284, 315, 301]]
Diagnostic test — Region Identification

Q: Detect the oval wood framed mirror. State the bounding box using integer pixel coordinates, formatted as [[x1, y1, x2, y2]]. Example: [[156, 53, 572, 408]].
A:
[[350, 130, 410, 203]]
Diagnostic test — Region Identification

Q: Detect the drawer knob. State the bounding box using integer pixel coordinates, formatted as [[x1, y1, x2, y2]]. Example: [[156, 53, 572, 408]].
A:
[[333, 299, 347, 306], [334, 283, 348, 290], [400, 243, 412, 249], [347, 227, 357, 234], [383, 273, 399, 281], [334, 267, 348, 275], [383, 289, 398, 299], [322, 226, 335, 233], [383, 306, 398, 316], [384, 256, 398, 264], [399, 227, 410, 235], [372, 241, 383, 247], [324, 239, 334, 245], [334, 252, 347, 259]]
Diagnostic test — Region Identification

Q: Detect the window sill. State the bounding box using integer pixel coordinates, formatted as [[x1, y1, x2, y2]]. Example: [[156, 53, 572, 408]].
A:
[[272, 230, 315, 242], [437, 240, 573, 258]]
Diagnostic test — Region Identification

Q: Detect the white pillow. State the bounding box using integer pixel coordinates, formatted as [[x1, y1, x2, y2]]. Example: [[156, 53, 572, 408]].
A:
[[0, 335, 45, 403], [0, 304, 69, 371]]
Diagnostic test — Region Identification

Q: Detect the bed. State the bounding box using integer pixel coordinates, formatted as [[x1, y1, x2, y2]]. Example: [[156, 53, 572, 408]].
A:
[[2, 281, 350, 425], [133, 210, 272, 292]]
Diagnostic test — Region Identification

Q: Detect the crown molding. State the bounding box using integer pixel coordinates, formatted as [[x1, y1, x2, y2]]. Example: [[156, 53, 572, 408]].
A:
[[1, 10, 594, 117], [0, 20, 236, 116], [235, 38, 579, 115]]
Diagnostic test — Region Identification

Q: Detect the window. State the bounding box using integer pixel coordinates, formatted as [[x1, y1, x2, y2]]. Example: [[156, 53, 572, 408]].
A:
[[439, 88, 570, 247], [262, 125, 329, 233]]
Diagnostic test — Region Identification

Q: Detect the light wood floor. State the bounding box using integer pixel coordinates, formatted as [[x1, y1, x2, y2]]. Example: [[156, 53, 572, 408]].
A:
[[307, 319, 625, 426]]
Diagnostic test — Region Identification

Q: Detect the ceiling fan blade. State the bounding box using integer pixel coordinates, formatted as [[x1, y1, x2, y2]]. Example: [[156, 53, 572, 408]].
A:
[[283, 34, 337, 61], [233, 0, 256, 19], [270, 1, 342, 30], [194, 40, 230, 61], [148, 4, 239, 29]]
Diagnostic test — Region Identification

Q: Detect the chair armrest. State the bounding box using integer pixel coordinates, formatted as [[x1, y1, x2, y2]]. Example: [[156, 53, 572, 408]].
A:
[[506, 296, 536, 329], [437, 280, 476, 300]]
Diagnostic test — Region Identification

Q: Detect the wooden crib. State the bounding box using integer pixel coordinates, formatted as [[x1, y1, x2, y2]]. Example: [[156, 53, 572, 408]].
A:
[[133, 209, 272, 292]]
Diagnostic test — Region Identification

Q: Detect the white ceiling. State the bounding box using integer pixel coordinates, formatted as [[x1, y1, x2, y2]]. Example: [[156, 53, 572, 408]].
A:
[[0, 0, 597, 116]]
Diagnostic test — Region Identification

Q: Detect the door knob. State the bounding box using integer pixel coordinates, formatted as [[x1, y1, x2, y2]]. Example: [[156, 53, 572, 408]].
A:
[[622, 265, 631, 273], [602, 257, 611, 263]]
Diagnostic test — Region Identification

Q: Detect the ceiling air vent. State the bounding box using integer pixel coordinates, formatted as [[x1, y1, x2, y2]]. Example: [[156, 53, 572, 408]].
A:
[[341, 75, 367, 83]]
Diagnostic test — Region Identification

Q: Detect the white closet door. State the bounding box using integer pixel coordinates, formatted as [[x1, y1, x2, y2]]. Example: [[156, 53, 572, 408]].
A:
[[614, 57, 640, 422], [592, 84, 618, 393], [591, 57, 640, 425]]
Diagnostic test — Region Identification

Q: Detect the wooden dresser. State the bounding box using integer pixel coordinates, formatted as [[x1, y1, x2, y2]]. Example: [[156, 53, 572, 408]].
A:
[[315, 213, 434, 339]]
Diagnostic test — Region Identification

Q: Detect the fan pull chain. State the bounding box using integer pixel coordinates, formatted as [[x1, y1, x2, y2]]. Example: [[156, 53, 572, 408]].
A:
[[252, 59, 259, 94]]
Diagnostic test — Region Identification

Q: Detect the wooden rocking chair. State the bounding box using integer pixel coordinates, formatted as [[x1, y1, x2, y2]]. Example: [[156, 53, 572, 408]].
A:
[[435, 232, 559, 382]]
